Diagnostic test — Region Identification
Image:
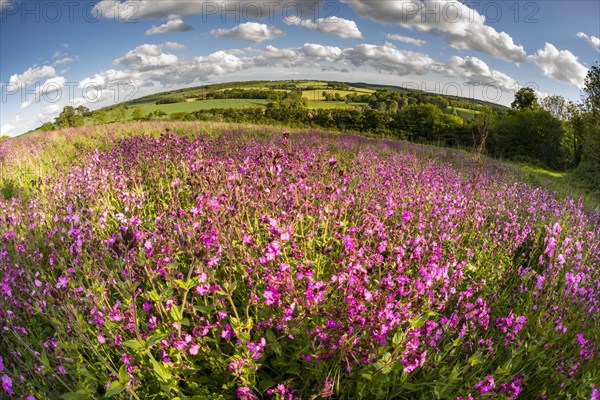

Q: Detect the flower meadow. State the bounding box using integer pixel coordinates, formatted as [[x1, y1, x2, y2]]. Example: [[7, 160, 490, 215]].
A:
[[1, 124, 599, 399]]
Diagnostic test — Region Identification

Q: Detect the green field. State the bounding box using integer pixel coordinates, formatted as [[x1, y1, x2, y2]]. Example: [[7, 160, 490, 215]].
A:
[[131, 99, 268, 115], [450, 106, 479, 121], [302, 88, 375, 101], [306, 100, 366, 109]]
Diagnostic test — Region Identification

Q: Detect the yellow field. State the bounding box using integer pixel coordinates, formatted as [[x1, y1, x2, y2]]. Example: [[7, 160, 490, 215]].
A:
[[302, 88, 375, 101]]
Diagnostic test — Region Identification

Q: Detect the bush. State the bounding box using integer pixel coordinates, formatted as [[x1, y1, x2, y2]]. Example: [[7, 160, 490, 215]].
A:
[[156, 97, 187, 105]]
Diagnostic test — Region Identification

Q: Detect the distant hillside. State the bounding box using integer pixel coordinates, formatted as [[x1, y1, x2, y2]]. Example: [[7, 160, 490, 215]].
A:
[[22, 79, 509, 137]]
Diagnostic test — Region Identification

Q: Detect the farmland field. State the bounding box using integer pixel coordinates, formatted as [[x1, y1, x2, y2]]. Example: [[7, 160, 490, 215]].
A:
[[301, 89, 375, 101], [451, 107, 479, 121], [131, 99, 269, 115], [1, 122, 598, 399]]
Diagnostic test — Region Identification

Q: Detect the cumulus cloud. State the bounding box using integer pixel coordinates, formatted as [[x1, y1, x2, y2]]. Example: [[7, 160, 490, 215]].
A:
[[286, 17, 362, 39], [36, 104, 63, 124], [17, 77, 65, 111], [341, 0, 527, 63], [577, 32, 600, 52], [80, 40, 514, 95], [343, 42, 433, 75], [164, 41, 186, 50], [146, 18, 192, 35], [0, 123, 15, 136], [37, 76, 66, 96], [114, 44, 179, 71], [93, 0, 320, 20], [9, 66, 56, 87], [528, 43, 588, 88], [386, 33, 425, 46], [433, 55, 517, 91], [54, 57, 75, 65], [211, 22, 284, 43]]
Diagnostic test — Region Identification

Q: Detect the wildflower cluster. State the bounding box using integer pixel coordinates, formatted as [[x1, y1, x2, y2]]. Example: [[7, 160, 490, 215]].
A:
[[0, 126, 599, 399]]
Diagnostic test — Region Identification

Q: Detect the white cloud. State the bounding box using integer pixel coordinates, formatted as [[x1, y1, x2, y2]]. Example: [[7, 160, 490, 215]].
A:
[[341, 0, 527, 63], [20, 76, 67, 110], [37, 76, 66, 96], [302, 43, 344, 61], [343, 42, 434, 75], [0, 0, 11, 11], [286, 17, 363, 39], [9, 66, 56, 87], [114, 44, 178, 71], [577, 32, 600, 53], [145, 18, 192, 35], [36, 104, 63, 123], [1, 124, 15, 136], [77, 41, 479, 95], [528, 43, 588, 88], [54, 57, 75, 65], [164, 41, 186, 50], [211, 22, 284, 43], [94, 0, 320, 20], [386, 33, 425, 46], [433, 55, 517, 91]]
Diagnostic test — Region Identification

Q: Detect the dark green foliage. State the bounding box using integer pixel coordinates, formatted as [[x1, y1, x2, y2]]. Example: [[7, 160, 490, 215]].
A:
[[54, 106, 86, 128], [156, 96, 186, 105], [489, 110, 568, 169], [573, 64, 600, 194], [206, 89, 274, 100], [573, 113, 600, 193], [511, 87, 539, 111], [583, 63, 600, 114]]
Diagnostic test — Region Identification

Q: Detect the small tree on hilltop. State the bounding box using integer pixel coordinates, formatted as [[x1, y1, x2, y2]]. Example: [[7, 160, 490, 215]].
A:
[[511, 87, 539, 111]]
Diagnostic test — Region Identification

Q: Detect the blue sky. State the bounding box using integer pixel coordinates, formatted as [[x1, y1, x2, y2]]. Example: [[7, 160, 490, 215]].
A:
[[1, 0, 599, 137]]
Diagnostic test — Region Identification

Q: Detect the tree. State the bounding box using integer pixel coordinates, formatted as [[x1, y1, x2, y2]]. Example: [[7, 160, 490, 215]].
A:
[[472, 106, 495, 160], [54, 106, 85, 128], [511, 87, 539, 111], [430, 96, 449, 110], [40, 122, 54, 132], [76, 105, 92, 117], [132, 107, 145, 121], [583, 63, 600, 114], [111, 108, 127, 122], [573, 64, 600, 191], [92, 110, 109, 124], [540, 95, 572, 120], [489, 109, 567, 169]]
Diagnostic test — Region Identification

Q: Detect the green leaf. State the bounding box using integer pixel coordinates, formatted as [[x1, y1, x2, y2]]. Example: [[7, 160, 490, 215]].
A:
[[105, 381, 125, 397], [449, 365, 461, 382], [60, 391, 89, 400], [410, 314, 429, 329], [150, 358, 172, 383], [148, 290, 160, 302], [467, 354, 480, 366], [433, 381, 454, 399], [147, 334, 166, 347], [392, 331, 405, 346], [122, 340, 145, 351], [40, 351, 50, 375], [170, 306, 183, 322], [118, 364, 130, 384]]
